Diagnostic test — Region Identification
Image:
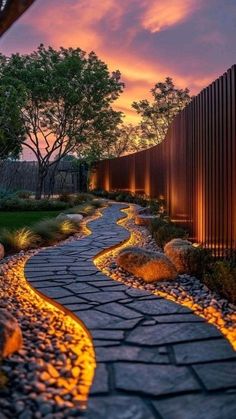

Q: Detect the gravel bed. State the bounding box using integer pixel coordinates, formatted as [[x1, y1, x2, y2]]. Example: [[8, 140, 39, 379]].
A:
[[95, 206, 236, 348], [0, 229, 96, 418]]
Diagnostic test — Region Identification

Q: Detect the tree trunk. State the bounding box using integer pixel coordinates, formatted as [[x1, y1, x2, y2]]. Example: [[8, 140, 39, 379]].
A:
[[79, 162, 88, 192], [35, 167, 46, 200]]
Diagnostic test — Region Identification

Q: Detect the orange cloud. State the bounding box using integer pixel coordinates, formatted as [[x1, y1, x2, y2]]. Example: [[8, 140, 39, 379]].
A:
[[142, 0, 201, 33], [22, 0, 123, 51], [2, 0, 213, 126]]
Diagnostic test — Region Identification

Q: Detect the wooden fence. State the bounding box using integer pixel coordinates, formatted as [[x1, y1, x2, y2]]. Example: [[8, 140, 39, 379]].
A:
[[0, 161, 87, 195], [91, 65, 236, 257]]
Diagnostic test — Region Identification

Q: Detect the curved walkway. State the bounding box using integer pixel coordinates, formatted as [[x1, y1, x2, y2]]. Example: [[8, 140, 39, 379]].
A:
[[25, 203, 236, 419]]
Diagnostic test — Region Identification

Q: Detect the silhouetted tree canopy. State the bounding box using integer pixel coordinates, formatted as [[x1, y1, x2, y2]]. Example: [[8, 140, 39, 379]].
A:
[[132, 77, 191, 146], [0, 44, 124, 198]]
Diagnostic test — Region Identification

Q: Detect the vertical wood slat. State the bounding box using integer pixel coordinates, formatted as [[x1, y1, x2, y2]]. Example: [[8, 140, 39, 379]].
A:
[[92, 65, 236, 257]]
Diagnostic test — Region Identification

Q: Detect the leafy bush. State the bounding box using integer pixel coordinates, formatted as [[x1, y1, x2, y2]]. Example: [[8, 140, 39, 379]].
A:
[[0, 188, 14, 199], [153, 223, 187, 248], [91, 199, 104, 209], [91, 189, 109, 198], [15, 190, 32, 199], [36, 199, 69, 211], [181, 247, 212, 277], [0, 197, 29, 211], [74, 193, 94, 204], [203, 260, 236, 305], [64, 203, 96, 216], [0, 227, 39, 252], [91, 189, 164, 209], [0, 197, 70, 212], [58, 192, 95, 205], [33, 219, 62, 244], [58, 192, 75, 204], [149, 217, 168, 236]]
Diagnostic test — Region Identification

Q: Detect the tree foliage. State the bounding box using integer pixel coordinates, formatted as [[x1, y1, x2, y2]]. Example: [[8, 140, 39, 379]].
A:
[[132, 77, 191, 146], [78, 122, 143, 162], [0, 54, 25, 159], [0, 45, 124, 198]]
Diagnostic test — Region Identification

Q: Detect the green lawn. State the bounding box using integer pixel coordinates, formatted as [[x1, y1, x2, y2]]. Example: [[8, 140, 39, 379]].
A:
[[0, 211, 60, 231]]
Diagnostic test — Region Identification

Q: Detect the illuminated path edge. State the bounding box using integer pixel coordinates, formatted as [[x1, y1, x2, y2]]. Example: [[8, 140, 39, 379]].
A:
[[24, 203, 236, 419]]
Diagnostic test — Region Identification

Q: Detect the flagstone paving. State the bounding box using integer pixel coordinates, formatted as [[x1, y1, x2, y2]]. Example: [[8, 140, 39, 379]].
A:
[[24, 203, 236, 419]]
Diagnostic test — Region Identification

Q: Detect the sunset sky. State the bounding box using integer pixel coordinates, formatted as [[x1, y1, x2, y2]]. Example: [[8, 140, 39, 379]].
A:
[[1, 0, 236, 126]]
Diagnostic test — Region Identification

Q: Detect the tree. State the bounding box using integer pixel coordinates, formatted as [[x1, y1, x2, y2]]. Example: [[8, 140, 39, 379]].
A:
[[132, 77, 191, 146], [107, 123, 145, 157], [78, 123, 145, 163], [0, 45, 124, 198], [0, 82, 25, 159]]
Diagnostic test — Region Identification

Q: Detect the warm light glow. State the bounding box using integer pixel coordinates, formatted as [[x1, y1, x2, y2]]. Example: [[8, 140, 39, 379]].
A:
[[1, 257, 96, 409], [130, 157, 136, 193], [144, 152, 151, 196], [94, 205, 236, 350], [197, 181, 204, 242], [104, 171, 110, 191]]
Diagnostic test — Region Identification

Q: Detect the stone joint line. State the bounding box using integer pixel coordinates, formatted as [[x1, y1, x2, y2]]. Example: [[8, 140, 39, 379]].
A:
[[25, 203, 236, 419]]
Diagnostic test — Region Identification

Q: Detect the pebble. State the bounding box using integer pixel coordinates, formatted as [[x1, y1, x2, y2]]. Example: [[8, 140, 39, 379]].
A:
[[95, 208, 236, 346], [0, 228, 96, 417]]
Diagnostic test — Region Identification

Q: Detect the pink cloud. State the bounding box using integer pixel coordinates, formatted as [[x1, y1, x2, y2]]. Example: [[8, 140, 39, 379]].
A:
[[142, 0, 201, 33], [0, 0, 219, 125]]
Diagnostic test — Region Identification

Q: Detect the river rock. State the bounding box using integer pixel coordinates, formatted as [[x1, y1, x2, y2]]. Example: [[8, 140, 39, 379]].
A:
[[164, 238, 193, 273], [116, 247, 177, 282], [0, 309, 23, 358], [0, 243, 4, 260]]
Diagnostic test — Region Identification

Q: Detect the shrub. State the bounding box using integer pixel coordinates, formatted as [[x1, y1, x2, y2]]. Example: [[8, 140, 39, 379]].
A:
[[181, 247, 212, 277], [91, 189, 109, 198], [0, 197, 70, 212], [64, 203, 96, 216], [91, 199, 104, 208], [0, 197, 29, 211], [33, 218, 79, 244], [92, 189, 166, 209], [58, 192, 75, 204], [203, 260, 236, 304], [15, 190, 32, 199], [74, 193, 94, 204], [0, 227, 39, 252], [203, 260, 236, 305], [149, 217, 167, 236], [153, 223, 187, 248], [36, 199, 69, 211], [33, 219, 63, 244], [57, 219, 78, 236], [0, 188, 14, 199]]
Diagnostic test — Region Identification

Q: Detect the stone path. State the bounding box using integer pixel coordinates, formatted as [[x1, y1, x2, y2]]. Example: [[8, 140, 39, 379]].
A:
[[24, 203, 236, 419]]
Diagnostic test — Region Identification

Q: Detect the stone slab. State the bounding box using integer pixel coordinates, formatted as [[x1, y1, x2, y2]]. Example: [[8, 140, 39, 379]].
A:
[[114, 362, 200, 395]]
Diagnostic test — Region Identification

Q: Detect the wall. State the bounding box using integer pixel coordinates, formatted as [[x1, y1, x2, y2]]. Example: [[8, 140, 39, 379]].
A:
[[91, 65, 236, 257]]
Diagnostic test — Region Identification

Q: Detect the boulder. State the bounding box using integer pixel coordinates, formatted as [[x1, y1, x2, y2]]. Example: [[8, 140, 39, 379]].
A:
[[0, 243, 4, 260], [0, 309, 22, 358], [116, 246, 177, 282], [136, 206, 151, 215], [57, 213, 83, 224], [164, 238, 193, 273], [135, 214, 160, 226]]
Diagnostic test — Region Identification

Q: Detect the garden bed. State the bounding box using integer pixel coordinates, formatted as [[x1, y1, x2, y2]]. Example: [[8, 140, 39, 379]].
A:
[[95, 205, 236, 349], [0, 204, 104, 417]]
